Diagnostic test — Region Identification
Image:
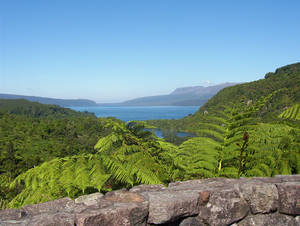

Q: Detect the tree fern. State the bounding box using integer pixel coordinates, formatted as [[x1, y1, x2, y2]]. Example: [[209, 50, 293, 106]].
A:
[[176, 137, 220, 179], [279, 104, 300, 120]]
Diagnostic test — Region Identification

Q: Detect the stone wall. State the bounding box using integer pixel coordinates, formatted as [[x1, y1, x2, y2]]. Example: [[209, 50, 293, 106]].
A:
[[0, 175, 299, 226]]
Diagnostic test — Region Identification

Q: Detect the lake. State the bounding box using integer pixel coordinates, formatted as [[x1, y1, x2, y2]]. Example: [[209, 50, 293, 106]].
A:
[[145, 128, 196, 138], [69, 106, 199, 122]]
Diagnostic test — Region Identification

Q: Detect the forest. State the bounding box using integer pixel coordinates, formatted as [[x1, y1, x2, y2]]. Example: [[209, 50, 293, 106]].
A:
[[0, 63, 300, 209]]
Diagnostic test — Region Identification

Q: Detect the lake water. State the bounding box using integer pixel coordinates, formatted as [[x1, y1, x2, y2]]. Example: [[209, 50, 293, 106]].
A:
[[145, 128, 196, 138], [69, 106, 199, 122]]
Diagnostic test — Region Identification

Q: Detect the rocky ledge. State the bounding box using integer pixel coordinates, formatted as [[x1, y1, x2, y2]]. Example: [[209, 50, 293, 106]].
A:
[[0, 175, 299, 226]]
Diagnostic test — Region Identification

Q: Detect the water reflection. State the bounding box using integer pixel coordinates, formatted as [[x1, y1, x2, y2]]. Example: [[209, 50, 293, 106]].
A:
[[145, 128, 196, 139]]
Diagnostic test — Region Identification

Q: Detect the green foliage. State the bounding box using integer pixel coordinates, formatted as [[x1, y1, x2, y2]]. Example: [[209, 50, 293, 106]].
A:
[[279, 104, 300, 120], [177, 137, 221, 179], [0, 99, 94, 118], [0, 113, 113, 178], [95, 120, 174, 184], [7, 120, 179, 208], [2, 63, 300, 209], [147, 63, 300, 180], [9, 155, 109, 207]]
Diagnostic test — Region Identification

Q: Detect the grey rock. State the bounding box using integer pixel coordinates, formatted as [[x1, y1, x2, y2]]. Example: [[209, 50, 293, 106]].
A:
[[295, 216, 300, 226], [198, 188, 249, 226], [75, 193, 104, 206], [251, 177, 282, 183], [237, 213, 296, 226], [168, 180, 203, 188], [104, 188, 127, 197], [104, 191, 146, 203], [146, 190, 202, 224], [275, 174, 300, 182], [0, 208, 26, 221], [21, 197, 76, 215], [0, 219, 30, 226], [75, 202, 148, 226], [277, 182, 300, 215], [1, 176, 300, 225], [238, 181, 278, 214], [168, 178, 237, 192], [179, 216, 207, 226], [129, 184, 165, 193], [27, 212, 75, 226]]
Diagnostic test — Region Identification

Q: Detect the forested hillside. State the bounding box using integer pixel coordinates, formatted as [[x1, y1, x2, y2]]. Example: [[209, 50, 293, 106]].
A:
[[147, 63, 300, 178], [148, 63, 300, 132], [0, 63, 299, 210], [0, 94, 97, 107], [0, 99, 94, 118], [0, 100, 181, 208]]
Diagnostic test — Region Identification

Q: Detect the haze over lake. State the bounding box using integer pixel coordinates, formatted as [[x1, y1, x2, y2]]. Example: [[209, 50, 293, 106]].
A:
[[70, 106, 199, 122]]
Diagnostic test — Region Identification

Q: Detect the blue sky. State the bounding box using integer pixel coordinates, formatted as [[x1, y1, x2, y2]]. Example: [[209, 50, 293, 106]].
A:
[[1, 0, 300, 102]]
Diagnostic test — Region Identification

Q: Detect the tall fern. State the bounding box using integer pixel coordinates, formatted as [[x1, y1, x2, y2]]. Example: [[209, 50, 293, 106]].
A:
[[9, 120, 178, 208], [279, 104, 300, 120]]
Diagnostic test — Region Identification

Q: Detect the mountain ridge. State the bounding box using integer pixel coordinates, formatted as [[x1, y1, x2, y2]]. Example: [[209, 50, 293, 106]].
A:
[[1, 83, 237, 107], [0, 94, 97, 107], [114, 83, 237, 106], [147, 62, 300, 132]]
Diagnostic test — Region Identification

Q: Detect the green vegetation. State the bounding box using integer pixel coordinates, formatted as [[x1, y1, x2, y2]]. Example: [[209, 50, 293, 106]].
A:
[[0, 99, 94, 118], [1, 62, 300, 209], [0, 102, 179, 208], [147, 63, 300, 178], [279, 104, 300, 120], [0, 100, 114, 208]]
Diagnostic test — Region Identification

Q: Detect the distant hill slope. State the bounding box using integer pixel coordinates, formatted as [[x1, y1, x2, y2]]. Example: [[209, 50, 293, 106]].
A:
[[0, 99, 95, 118], [118, 83, 236, 106], [147, 62, 300, 179], [148, 62, 300, 132], [0, 94, 97, 107], [199, 62, 300, 121]]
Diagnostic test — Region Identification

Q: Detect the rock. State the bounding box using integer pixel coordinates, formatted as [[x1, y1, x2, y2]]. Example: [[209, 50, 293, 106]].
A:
[[168, 180, 203, 188], [251, 177, 282, 183], [237, 213, 296, 226], [146, 190, 203, 224], [238, 181, 278, 214], [75, 189, 149, 226], [295, 216, 300, 226], [75, 193, 104, 206], [0, 208, 26, 221], [21, 197, 76, 215], [277, 182, 300, 215], [27, 212, 75, 226], [179, 216, 207, 226], [75, 202, 148, 226], [129, 184, 165, 193], [104, 191, 146, 203], [168, 178, 236, 192], [199, 191, 210, 204], [198, 188, 249, 226], [1, 176, 300, 225], [275, 174, 300, 182], [0, 219, 30, 226]]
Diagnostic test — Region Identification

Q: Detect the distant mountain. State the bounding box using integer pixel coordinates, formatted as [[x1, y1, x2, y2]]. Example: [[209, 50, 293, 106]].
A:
[[1, 83, 236, 107], [148, 62, 300, 132], [0, 99, 95, 118], [116, 83, 237, 106], [0, 94, 97, 107]]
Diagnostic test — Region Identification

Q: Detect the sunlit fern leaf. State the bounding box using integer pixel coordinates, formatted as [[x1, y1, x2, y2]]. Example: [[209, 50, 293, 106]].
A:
[[100, 154, 133, 186], [220, 167, 239, 178], [279, 104, 300, 120]]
